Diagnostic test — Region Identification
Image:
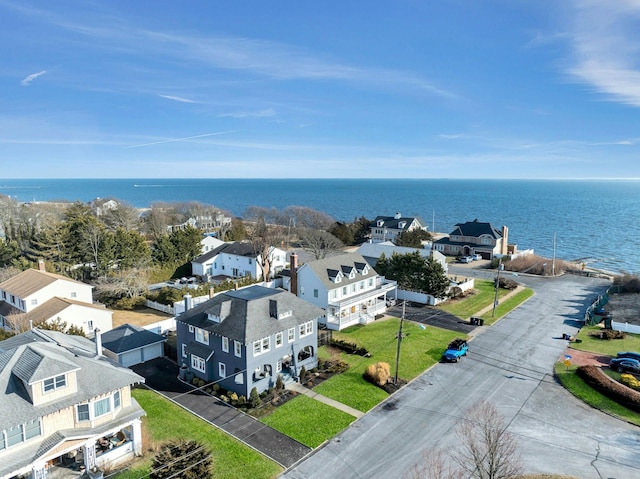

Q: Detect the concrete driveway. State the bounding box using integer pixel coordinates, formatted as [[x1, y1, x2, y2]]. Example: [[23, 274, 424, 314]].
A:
[[281, 273, 640, 479]]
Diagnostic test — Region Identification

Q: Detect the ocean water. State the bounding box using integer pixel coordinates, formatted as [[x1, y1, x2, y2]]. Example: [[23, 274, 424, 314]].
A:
[[1, 178, 639, 274]]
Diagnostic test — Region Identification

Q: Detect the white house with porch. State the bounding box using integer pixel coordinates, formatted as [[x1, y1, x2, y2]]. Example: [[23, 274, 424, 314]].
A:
[[292, 252, 397, 331]]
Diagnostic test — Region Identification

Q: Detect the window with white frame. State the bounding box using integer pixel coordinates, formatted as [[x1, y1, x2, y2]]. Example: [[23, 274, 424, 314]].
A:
[[182, 343, 187, 358], [70, 292, 77, 298], [43, 374, 66, 393], [360, 281, 364, 290], [368, 278, 373, 287], [0, 419, 42, 450], [114, 390, 121, 409], [313, 289, 318, 298], [30, 299, 38, 306], [331, 290, 337, 299], [342, 286, 347, 295], [188, 325, 194, 333], [275, 332, 283, 348], [191, 355, 206, 373], [306, 321, 313, 335], [195, 328, 209, 345], [87, 320, 93, 330], [77, 403, 90, 422], [222, 336, 229, 352], [93, 397, 112, 418], [234, 340, 242, 357], [253, 336, 271, 356], [219, 362, 226, 378], [276, 360, 282, 373], [288, 327, 295, 343]]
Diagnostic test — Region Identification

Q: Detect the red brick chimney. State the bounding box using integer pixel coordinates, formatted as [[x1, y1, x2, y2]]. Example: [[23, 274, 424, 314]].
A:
[[290, 253, 298, 296]]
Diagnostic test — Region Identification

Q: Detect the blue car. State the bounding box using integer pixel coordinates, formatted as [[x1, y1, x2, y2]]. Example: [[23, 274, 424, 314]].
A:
[[609, 357, 640, 374], [617, 351, 640, 362]]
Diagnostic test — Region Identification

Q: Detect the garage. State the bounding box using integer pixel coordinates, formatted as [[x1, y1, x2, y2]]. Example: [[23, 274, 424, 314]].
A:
[[101, 324, 166, 367]]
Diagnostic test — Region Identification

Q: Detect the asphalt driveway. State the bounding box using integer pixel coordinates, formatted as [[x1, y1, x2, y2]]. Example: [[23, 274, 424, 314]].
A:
[[385, 302, 476, 334], [131, 357, 311, 468]]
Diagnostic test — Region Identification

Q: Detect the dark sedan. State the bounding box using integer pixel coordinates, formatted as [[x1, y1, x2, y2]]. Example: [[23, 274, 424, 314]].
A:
[[609, 357, 640, 374]]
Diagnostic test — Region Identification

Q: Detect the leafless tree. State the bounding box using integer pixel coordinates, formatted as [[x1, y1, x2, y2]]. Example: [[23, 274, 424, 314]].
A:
[[246, 217, 284, 280], [100, 201, 140, 231], [299, 229, 344, 260], [404, 450, 460, 479], [94, 267, 150, 299], [451, 401, 523, 479], [284, 206, 334, 230]]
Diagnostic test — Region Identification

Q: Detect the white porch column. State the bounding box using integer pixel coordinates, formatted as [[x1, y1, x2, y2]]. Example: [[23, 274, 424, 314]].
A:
[[83, 439, 97, 470], [132, 418, 143, 455], [31, 461, 47, 479]]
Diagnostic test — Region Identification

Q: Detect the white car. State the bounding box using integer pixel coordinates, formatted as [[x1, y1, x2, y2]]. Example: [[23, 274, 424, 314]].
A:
[[459, 256, 473, 263]]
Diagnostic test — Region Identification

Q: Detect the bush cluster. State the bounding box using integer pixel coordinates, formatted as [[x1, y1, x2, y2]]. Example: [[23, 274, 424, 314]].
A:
[[588, 329, 627, 340], [576, 365, 640, 412], [363, 362, 391, 387], [621, 373, 640, 391], [330, 338, 370, 357]]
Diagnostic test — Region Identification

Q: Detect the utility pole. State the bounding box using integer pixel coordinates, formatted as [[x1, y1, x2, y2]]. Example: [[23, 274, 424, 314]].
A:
[[492, 259, 503, 318], [394, 301, 405, 384], [552, 232, 556, 276]]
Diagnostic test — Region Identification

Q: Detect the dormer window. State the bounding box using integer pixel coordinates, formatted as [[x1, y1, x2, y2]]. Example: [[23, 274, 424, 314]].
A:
[[43, 374, 66, 393], [349, 270, 355, 279], [376, 220, 384, 227], [398, 221, 406, 229]]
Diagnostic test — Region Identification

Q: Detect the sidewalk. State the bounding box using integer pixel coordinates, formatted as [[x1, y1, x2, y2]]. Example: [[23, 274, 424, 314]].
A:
[[286, 382, 365, 418]]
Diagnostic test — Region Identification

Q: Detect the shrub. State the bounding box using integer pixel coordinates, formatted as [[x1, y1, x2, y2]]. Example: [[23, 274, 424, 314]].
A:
[[613, 274, 640, 293], [275, 374, 284, 391], [250, 387, 261, 408], [363, 362, 391, 387], [576, 365, 640, 412], [621, 374, 640, 391], [229, 392, 239, 402], [299, 366, 307, 382], [330, 338, 370, 356]]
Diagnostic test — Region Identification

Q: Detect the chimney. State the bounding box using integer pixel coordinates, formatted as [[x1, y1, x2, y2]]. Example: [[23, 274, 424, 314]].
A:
[[94, 328, 102, 357], [38, 259, 46, 271], [394, 212, 401, 219], [184, 294, 193, 312], [501, 226, 509, 255], [209, 287, 215, 299], [290, 253, 298, 296]]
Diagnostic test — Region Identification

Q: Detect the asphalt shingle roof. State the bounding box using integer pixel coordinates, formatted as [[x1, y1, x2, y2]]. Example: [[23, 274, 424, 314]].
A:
[[178, 285, 324, 344], [101, 324, 166, 354], [0, 269, 88, 298], [302, 252, 379, 291]]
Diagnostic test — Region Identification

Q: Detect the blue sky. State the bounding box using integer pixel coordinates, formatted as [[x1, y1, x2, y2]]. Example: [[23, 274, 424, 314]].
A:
[[2, 0, 640, 179]]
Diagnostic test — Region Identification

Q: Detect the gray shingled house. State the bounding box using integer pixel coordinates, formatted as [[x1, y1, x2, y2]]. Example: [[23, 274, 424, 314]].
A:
[[0, 328, 145, 478], [176, 285, 324, 397]]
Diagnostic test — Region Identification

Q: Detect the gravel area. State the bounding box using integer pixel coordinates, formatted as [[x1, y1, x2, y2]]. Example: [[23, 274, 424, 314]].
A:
[[605, 292, 640, 325]]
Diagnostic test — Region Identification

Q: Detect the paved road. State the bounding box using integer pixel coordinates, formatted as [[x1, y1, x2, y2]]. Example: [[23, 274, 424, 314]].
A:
[[282, 273, 640, 479]]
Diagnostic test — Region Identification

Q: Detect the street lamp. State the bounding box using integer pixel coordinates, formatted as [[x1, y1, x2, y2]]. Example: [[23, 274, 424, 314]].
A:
[[492, 259, 504, 317], [394, 301, 406, 385]]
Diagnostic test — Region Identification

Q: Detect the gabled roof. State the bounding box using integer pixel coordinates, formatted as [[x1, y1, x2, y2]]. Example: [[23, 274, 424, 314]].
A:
[[449, 219, 503, 239], [0, 328, 144, 431], [178, 285, 324, 343], [17, 296, 111, 327], [0, 269, 89, 298], [101, 324, 166, 354], [300, 252, 378, 290], [192, 242, 229, 264], [370, 215, 426, 231]]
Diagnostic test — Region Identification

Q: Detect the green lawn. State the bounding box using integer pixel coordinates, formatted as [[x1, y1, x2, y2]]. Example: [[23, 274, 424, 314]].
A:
[[260, 395, 355, 448], [313, 319, 462, 412], [439, 279, 510, 318], [570, 325, 640, 356], [554, 363, 640, 426], [114, 388, 282, 479], [480, 287, 534, 325]]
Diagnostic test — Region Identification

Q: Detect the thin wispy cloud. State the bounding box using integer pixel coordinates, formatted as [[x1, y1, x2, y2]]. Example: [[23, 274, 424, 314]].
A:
[[125, 130, 239, 149], [21, 70, 47, 86], [565, 1, 640, 107], [218, 109, 276, 119], [158, 94, 197, 103]]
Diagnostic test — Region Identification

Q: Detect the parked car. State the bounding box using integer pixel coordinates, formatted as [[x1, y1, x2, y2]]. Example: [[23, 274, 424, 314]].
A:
[[609, 357, 640, 374], [458, 256, 473, 264], [472, 254, 482, 261], [442, 339, 469, 362], [617, 351, 640, 362]]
